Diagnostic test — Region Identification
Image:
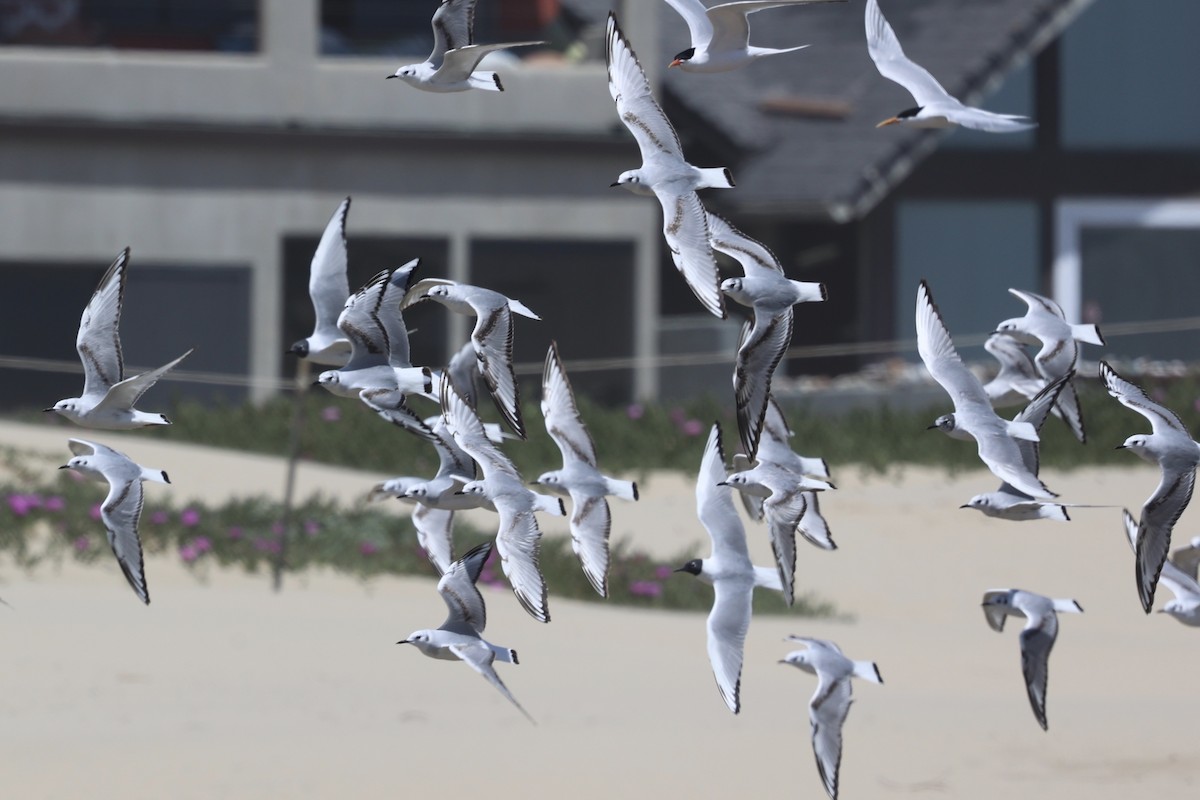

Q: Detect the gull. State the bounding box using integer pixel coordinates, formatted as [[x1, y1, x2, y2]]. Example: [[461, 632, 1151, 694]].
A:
[[866, 0, 1036, 132], [288, 197, 351, 366], [710, 213, 826, 459], [534, 342, 639, 597], [607, 11, 732, 320], [1101, 360, 1200, 613], [1121, 510, 1200, 626], [442, 381, 563, 623], [60, 439, 171, 605], [722, 461, 833, 606], [916, 280, 1056, 501], [317, 263, 434, 440], [981, 332, 1043, 408], [780, 636, 882, 800], [397, 541, 533, 723], [664, 0, 844, 73], [1171, 536, 1200, 582], [962, 374, 1075, 522], [386, 0, 542, 93], [403, 278, 540, 439], [674, 422, 784, 714], [735, 397, 835, 549], [47, 249, 193, 430], [995, 288, 1105, 443], [981, 588, 1082, 730]]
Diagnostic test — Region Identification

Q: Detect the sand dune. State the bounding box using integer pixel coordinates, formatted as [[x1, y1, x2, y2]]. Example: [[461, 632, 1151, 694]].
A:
[[2, 420, 1199, 799]]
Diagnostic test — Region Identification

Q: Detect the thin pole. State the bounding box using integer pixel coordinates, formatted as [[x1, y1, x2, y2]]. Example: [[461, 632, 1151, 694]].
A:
[[274, 358, 310, 591]]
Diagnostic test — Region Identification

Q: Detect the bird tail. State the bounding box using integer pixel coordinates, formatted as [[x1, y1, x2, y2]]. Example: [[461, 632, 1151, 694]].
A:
[[490, 643, 518, 664], [1053, 599, 1084, 614], [1071, 323, 1105, 347], [532, 493, 566, 517], [696, 167, 736, 190], [853, 660, 884, 684], [141, 467, 170, 485], [752, 565, 784, 592], [508, 298, 541, 320], [605, 477, 638, 501], [1005, 420, 1039, 442], [791, 280, 827, 303], [470, 72, 505, 92]]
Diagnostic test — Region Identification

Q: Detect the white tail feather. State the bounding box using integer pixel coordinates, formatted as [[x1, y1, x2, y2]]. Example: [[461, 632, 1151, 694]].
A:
[[1053, 599, 1084, 614], [696, 166, 735, 190], [1006, 420, 1039, 442], [606, 477, 638, 501], [508, 299, 540, 320], [853, 660, 883, 684], [1071, 323, 1105, 346]]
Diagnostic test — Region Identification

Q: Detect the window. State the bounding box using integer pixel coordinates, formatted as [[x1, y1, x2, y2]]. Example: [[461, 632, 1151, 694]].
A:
[[896, 201, 1040, 357], [1061, 0, 1200, 150], [0, 0, 259, 52]]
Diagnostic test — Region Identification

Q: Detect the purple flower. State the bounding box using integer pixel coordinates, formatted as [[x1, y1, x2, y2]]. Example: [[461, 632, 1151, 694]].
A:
[[253, 538, 282, 554], [270, 521, 285, 536], [320, 406, 341, 423], [43, 495, 65, 512], [179, 544, 199, 563], [626, 403, 644, 420], [359, 541, 380, 556], [180, 508, 201, 527], [654, 565, 673, 580], [303, 519, 321, 536], [74, 535, 92, 552], [681, 418, 704, 437], [89, 503, 103, 521], [192, 536, 212, 553], [227, 526, 243, 540], [7, 494, 33, 517], [628, 580, 663, 598], [669, 406, 686, 424], [150, 510, 169, 525]]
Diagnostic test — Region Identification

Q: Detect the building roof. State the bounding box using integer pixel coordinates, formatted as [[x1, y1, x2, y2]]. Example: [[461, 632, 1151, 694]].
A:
[[568, 0, 1093, 221]]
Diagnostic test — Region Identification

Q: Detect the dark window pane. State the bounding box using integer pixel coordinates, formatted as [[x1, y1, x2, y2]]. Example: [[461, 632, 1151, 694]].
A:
[[0, 1, 260, 52]]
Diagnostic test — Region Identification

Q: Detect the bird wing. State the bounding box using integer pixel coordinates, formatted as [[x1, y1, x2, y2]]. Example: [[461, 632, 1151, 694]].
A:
[[430, 419, 477, 482], [606, 13, 685, 162], [436, 41, 543, 81], [1100, 360, 1190, 437], [1008, 287, 1065, 320], [697, 424, 753, 567], [763, 482, 802, 605], [865, 0, 953, 108], [93, 349, 192, 414], [414, 505, 456, 577], [915, 280, 993, 420], [1010, 374, 1069, 477], [440, 380, 519, 482], [708, 212, 784, 278], [495, 506, 550, 623], [1018, 614, 1058, 731], [1050, 378, 1087, 444], [655, 189, 725, 318], [943, 107, 1036, 133], [1170, 537, 1200, 582], [382, 260, 420, 369], [980, 590, 1014, 633], [1136, 468, 1197, 612], [437, 540, 490, 632], [400, 277, 456, 310], [448, 640, 535, 724], [569, 491, 612, 597], [77, 249, 128, 396], [359, 390, 439, 445], [707, 576, 752, 714], [665, 0, 716, 49], [735, 309, 794, 460], [809, 672, 852, 800], [471, 303, 526, 439], [445, 340, 481, 410], [338, 270, 391, 370], [541, 341, 598, 467], [797, 492, 836, 551], [308, 197, 351, 344], [430, 0, 476, 65], [101, 475, 150, 604]]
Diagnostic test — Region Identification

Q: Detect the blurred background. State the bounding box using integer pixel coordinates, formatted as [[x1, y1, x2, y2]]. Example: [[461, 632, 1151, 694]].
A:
[[0, 0, 1197, 413]]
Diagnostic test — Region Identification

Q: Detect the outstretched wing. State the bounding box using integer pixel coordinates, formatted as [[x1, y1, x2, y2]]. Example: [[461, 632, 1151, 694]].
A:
[[865, 0, 953, 108], [541, 341, 598, 468], [77, 249, 129, 396]]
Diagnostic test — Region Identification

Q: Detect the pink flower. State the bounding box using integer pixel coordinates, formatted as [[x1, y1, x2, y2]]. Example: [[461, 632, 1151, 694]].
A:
[[626, 403, 644, 420], [681, 419, 704, 437], [179, 544, 198, 563], [7, 494, 33, 516], [192, 536, 212, 553], [320, 406, 341, 423], [253, 538, 281, 554], [74, 535, 92, 552], [654, 565, 673, 580], [150, 510, 169, 525], [89, 503, 103, 521], [43, 495, 65, 512], [180, 508, 201, 527], [303, 519, 321, 536], [628, 580, 663, 598], [227, 526, 243, 540], [359, 541, 380, 556]]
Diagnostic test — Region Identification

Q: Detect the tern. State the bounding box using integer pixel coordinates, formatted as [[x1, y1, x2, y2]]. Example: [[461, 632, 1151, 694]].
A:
[[866, 0, 1036, 132], [664, 0, 845, 73]]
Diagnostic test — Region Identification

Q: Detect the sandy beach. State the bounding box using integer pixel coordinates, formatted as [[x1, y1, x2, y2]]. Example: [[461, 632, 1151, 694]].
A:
[[2, 419, 1199, 799]]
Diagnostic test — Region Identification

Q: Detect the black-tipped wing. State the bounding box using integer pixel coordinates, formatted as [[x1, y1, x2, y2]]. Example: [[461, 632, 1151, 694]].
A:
[[338, 270, 391, 370], [1136, 469, 1197, 613], [735, 309, 793, 460], [101, 477, 149, 605], [541, 341, 598, 467], [438, 540, 491, 633], [77, 249, 128, 396], [809, 674, 852, 799], [1019, 621, 1057, 731], [430, 0, 476, 65]]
